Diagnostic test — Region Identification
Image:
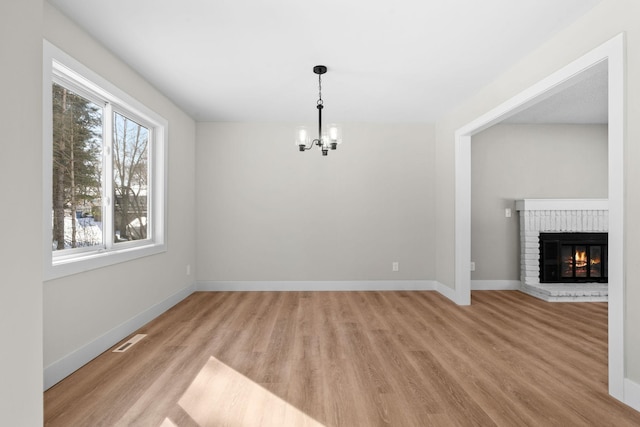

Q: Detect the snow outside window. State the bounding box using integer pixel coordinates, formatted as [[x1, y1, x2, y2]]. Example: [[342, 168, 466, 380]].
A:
[[43, 41, 167, 280]]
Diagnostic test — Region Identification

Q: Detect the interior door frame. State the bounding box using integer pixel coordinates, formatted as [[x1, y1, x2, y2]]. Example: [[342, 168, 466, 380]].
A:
[[454, 33, 625, 401]]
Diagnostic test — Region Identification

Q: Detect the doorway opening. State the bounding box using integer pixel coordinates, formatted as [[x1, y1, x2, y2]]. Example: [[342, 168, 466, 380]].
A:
[[454, 34, 624, 400]]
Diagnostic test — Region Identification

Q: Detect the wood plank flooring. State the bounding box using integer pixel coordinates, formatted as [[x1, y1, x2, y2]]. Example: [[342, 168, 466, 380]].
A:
[[44, 291, 640, 426]]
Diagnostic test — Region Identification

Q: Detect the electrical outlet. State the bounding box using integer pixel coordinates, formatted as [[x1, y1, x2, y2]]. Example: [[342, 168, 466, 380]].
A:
[[392, 262, 399, 272], [186, 264, 191, 276], [470, 261, 476, 271], [505, 208, 512, 218]]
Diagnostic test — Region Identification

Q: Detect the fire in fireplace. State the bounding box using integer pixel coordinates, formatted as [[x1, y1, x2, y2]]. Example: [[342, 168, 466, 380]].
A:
[[539, 232, 608, 283]]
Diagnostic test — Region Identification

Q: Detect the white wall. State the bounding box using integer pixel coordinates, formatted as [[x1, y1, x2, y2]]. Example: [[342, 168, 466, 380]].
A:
[[471, 124, 608, 280], [435, 0, 640, 389], [0, 0, 43, 424], [196, 122, 435, 283], [42, 3, 197, 383]]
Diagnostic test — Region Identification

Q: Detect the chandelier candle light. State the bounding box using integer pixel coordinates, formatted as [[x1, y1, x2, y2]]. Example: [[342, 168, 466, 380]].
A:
[[296, 65, 342, 156]]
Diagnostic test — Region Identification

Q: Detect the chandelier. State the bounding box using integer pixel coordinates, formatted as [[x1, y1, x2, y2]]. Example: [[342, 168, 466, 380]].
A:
[[296, 65, 342, 156]]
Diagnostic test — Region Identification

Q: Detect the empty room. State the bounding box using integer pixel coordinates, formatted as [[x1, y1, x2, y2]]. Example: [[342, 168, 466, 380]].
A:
[[3, 0, 640, 425]]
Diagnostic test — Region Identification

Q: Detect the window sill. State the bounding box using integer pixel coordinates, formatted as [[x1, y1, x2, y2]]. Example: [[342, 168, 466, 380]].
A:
[[44, 242, 166, 282]]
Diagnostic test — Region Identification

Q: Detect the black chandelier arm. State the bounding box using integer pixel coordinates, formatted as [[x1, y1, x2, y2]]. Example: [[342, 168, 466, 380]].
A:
[[300, 140, 315, 151]]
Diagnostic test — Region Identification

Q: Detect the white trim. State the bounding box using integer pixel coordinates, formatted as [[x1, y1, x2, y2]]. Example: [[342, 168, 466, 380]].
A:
[[624, 378, 640, 413], [42, 39, 169, 281], [197, 280, 437, 292], [515, 199, 608, 211], [435, 281, 458, 303], [454, 134, 472, 306], [46, 244, 168, 281], [471, 280, 521, 291], [454, 34, 625, 400], [43, 283, 194, 390], [606, 33, 626, 402]]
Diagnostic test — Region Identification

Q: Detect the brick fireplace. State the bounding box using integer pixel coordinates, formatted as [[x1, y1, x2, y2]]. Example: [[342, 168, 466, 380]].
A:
[[515, 199, 608, 302]]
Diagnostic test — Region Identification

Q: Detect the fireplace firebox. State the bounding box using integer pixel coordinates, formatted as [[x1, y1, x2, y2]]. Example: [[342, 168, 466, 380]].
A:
[[539, 232, 608, 283]]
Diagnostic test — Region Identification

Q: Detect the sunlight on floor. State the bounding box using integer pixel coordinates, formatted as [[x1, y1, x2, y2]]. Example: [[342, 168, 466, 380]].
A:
[[159, 418, 178, 427], [162, 356, 324, 426]]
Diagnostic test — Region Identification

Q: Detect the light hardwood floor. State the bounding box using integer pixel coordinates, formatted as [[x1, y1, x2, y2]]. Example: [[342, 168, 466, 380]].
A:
[[44, 291, 640, 426]]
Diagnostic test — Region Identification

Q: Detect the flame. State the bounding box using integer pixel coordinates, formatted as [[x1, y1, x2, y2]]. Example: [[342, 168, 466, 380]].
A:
[[575, 250, 587, 268]]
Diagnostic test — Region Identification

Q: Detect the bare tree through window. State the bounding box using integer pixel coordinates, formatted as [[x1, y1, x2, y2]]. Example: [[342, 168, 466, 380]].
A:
[[51, 83, 103, 251], [113, 112, 148, 242]]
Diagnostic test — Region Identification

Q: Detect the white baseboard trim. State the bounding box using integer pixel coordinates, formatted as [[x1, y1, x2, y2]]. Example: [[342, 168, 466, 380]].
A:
[[197, 280, 437, 292], [43, 283, 195, 390], [435, 281, 458, 304], [471, 280, 521, 291], [197, 280, 464, 306], [624, 378, 640, 412]]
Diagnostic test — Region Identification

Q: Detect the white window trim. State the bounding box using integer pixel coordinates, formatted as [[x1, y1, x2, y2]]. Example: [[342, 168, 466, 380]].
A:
[[43, 40, 168, 281]]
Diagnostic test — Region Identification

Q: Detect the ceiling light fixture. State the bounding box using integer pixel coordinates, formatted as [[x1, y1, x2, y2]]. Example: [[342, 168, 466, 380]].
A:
[[296, 65, 342, 156]]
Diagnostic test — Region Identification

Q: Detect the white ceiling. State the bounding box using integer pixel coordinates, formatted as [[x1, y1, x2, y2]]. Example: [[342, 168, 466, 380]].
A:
[[48, 0, 604, 123]]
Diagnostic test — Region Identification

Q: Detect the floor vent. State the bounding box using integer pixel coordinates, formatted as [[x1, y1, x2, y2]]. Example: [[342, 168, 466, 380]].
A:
[[113, 334, 147, 353]]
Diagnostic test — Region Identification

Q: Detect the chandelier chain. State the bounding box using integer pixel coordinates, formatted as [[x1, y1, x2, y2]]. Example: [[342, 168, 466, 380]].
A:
[[317, 73, 323, 106]]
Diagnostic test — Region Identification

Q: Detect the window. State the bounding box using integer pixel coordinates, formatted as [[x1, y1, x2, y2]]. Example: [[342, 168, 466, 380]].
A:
[[51, 82, 104, 252], [43, 41, 167, 280], [112, 112, 149, 244]]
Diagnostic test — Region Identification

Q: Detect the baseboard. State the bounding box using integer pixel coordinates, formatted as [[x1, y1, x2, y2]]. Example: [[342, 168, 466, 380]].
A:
[[471, 280, 521, 290], [43, 283, 195, 390], [434, 281, 458, 303], [196, 280, 437, 292], [624, 378, 640, 412]]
